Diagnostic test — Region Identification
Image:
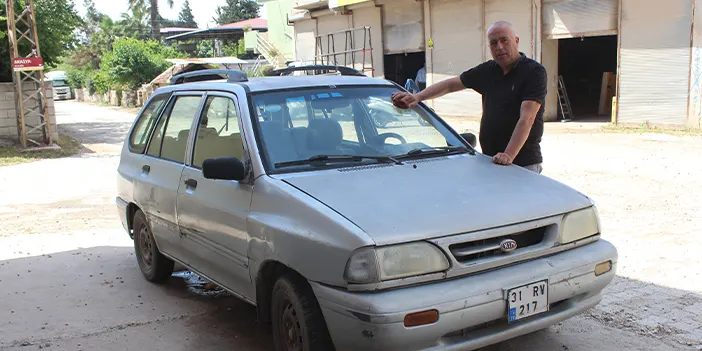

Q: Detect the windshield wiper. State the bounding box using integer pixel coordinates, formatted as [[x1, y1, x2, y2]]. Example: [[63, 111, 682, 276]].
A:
[[275, 154, 404, 168], [395, 146, 474, 160]]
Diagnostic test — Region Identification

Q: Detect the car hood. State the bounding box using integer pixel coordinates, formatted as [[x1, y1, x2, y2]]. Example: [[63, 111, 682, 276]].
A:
[[278, 154, 593, 246]]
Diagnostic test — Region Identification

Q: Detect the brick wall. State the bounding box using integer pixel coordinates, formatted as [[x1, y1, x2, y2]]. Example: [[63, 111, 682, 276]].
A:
[[0, 82, 58, 144]]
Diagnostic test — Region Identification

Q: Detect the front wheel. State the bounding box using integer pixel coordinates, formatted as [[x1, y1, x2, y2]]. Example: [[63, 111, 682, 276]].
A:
[[271, 274, 335, 351], [133, 210, 174, 283]]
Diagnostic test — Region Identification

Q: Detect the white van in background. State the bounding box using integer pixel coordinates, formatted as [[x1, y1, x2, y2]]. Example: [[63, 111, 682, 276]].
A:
[[45, 71, 72, 101]]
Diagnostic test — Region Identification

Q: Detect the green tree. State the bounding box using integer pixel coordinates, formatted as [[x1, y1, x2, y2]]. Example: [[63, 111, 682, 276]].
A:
[[100, 37, 180, 90], [117, 4, 152, 40], [176, 0, 197, 28], [0, 0, 82, 82], [80, 0, 106, 42], [214, 0, 261, 25], [127, 0, 174, 39]]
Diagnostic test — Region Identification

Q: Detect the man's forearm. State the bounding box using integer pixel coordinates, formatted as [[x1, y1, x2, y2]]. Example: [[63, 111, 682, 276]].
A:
[[415, 77, 464, 102], [504, 101, 540, 158]]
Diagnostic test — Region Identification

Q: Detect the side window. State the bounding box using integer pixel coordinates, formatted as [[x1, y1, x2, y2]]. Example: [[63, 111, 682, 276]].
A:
[[285, 97, 309, 127], [192, 96, 245, 168], [129, 94, 169, 153], [147, 95, 202, 163]]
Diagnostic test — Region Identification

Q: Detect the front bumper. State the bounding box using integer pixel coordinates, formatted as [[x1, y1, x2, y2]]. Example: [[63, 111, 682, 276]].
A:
[[311, 239, 617, 351]]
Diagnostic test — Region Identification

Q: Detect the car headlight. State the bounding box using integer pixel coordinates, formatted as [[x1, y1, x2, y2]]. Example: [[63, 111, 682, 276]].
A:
[[344, 242, 450, 284], [560, 206, 601, 244]]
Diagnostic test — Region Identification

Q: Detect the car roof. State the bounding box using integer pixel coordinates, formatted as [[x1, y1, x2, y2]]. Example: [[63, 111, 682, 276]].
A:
[[242, 75, 396, 92], [154, 74, 399, 95]]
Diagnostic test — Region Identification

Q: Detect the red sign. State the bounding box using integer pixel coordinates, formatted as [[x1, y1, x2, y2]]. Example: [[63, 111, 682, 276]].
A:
[[12, 57, 44, 72]]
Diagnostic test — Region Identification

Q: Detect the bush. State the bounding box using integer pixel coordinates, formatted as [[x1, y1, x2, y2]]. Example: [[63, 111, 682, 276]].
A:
[[89, 70, 111, 95], [100, 38, 182, 90]]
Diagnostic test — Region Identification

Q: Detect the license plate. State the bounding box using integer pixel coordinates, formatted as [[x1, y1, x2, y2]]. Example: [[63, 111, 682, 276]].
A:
[[507, 280, 549, 323]]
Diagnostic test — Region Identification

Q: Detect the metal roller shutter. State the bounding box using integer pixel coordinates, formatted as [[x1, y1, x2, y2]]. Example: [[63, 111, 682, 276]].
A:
[[351, 5, 384, 77], [429, 0, 484, 117], [617, 0, 692, 126], [485, 0, 536, 58], [542, 0, 618, 38], [382, 0, 424, 54], [294, 18, 318, 63], [315, 13, 352, 65], [688, 0, 702, 128]]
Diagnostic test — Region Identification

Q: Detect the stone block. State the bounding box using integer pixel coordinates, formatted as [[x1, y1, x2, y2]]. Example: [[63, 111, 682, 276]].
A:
[[0, 100, 15, 110], [3, 92, 15, 101], [0, 117, 16, 128], [0, 83, 14, 92], [0, 126, 19, 138]]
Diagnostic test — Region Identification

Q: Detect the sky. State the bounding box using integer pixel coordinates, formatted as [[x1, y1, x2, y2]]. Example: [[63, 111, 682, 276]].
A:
[[73, 0, 267, 29]]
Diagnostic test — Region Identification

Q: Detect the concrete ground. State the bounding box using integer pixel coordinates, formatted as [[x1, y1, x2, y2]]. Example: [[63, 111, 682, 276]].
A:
[[0, 101, 700, 351]]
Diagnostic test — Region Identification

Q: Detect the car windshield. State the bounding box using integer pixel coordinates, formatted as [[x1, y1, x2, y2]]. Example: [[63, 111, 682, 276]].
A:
[[249, 86, 467, 172], [52, 80, 69, 87]]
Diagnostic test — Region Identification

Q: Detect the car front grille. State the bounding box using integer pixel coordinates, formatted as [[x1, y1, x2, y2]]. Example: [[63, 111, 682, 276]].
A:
[[428, 215, 564, 278], [448, 226, 547, 263]]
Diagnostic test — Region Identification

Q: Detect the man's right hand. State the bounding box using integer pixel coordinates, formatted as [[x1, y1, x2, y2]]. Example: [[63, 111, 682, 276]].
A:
[[391, 92, 419, 109]]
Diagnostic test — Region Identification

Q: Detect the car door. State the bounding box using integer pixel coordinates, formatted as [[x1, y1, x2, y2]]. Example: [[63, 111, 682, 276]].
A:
[[176, 92, 255, 300], [134, 92, 205, 259]]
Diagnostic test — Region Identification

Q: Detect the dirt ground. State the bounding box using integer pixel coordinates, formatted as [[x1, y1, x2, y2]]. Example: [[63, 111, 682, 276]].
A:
[[0, 101, 700, 350]]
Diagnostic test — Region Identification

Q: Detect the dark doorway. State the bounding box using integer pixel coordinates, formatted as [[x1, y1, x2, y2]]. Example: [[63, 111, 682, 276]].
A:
[[384, 52, 425, 86], [558, 35, 618, 121]]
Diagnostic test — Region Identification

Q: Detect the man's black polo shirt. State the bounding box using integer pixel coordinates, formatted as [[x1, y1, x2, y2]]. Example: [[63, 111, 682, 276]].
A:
[[459, 52, 547, 166]]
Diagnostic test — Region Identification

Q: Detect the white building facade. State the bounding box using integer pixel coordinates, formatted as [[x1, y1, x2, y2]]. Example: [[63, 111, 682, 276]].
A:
[[289, 0, 701, 129]]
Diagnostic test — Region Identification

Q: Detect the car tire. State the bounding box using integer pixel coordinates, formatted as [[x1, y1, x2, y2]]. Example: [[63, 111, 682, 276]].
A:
[[271, 273, 335, 351], [133, 210, 174, 283]]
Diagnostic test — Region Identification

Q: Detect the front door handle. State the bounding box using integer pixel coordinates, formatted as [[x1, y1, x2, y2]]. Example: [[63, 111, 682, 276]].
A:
[[184, 178, 198, 189], [142, 165, 150, 173]]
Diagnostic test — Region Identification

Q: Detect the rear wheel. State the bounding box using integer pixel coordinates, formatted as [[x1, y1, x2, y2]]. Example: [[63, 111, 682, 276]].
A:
[[133, 210, 174, 283], [271, 274, 334, 351]]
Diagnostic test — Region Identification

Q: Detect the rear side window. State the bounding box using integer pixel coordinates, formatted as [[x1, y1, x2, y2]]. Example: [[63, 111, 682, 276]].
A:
[[129, 94, 169, 153], [154, 96, 202, 164]]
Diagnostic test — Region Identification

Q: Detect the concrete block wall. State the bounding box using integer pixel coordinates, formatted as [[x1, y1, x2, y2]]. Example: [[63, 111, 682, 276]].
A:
[[0, 82, 58, 144]]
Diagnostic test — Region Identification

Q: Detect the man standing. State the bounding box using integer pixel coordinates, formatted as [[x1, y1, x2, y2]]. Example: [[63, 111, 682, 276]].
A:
[[391, 21, 547, 173], [415, 65, 426, 91]]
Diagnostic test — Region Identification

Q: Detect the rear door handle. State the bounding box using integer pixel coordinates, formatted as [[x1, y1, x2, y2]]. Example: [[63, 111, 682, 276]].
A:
[[142, 165, 150, 173], [184, 178, 198, 189]]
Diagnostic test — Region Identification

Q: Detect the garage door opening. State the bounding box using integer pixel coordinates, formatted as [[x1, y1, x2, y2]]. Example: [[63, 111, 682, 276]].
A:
[[384, 52, 425, 87], [558, 35, 618, 122]]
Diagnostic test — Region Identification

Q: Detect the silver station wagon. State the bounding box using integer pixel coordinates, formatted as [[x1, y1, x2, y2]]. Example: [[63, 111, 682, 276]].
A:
[[116, 66, 618, 351]]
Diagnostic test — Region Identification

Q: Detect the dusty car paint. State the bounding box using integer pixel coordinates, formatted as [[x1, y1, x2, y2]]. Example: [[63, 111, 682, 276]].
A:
[[116, 71, 618, 351]]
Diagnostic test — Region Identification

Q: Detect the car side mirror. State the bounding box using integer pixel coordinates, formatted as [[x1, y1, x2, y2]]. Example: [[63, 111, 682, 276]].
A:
[[460, 132, 477, 148], [202, 157, 246, 181], [404, 79, 420, 94]]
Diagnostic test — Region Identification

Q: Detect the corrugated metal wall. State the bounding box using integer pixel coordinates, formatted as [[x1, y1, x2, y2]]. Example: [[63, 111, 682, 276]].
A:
[[688, 0, 702, 128], [350, 5, 385, 77], [294, 18, 318, 62], [428, 0, 536, 117], [485, 0, 535, 58], [379, 0, 425, 54], [429, 0, 484, 116], [542, 0, 618, 38], [617, 0, 693, 126], [315, 13, 353, 65]]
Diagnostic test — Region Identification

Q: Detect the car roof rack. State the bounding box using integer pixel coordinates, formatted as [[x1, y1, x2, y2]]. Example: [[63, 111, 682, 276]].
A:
[[266, 65, 366, 77], [169, 69, 249, 85]]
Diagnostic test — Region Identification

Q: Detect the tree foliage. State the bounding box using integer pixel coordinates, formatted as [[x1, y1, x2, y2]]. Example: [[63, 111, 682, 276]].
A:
[[100, 37, 181, 90], [0, 0, 82, 82], [214, 0, 261, 25], [176, 0, 198, 28], [127, 0, 174, 38]]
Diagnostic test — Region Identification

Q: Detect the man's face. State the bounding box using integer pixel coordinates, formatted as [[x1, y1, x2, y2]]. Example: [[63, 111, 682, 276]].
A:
[[488, 25, 520, 68]]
